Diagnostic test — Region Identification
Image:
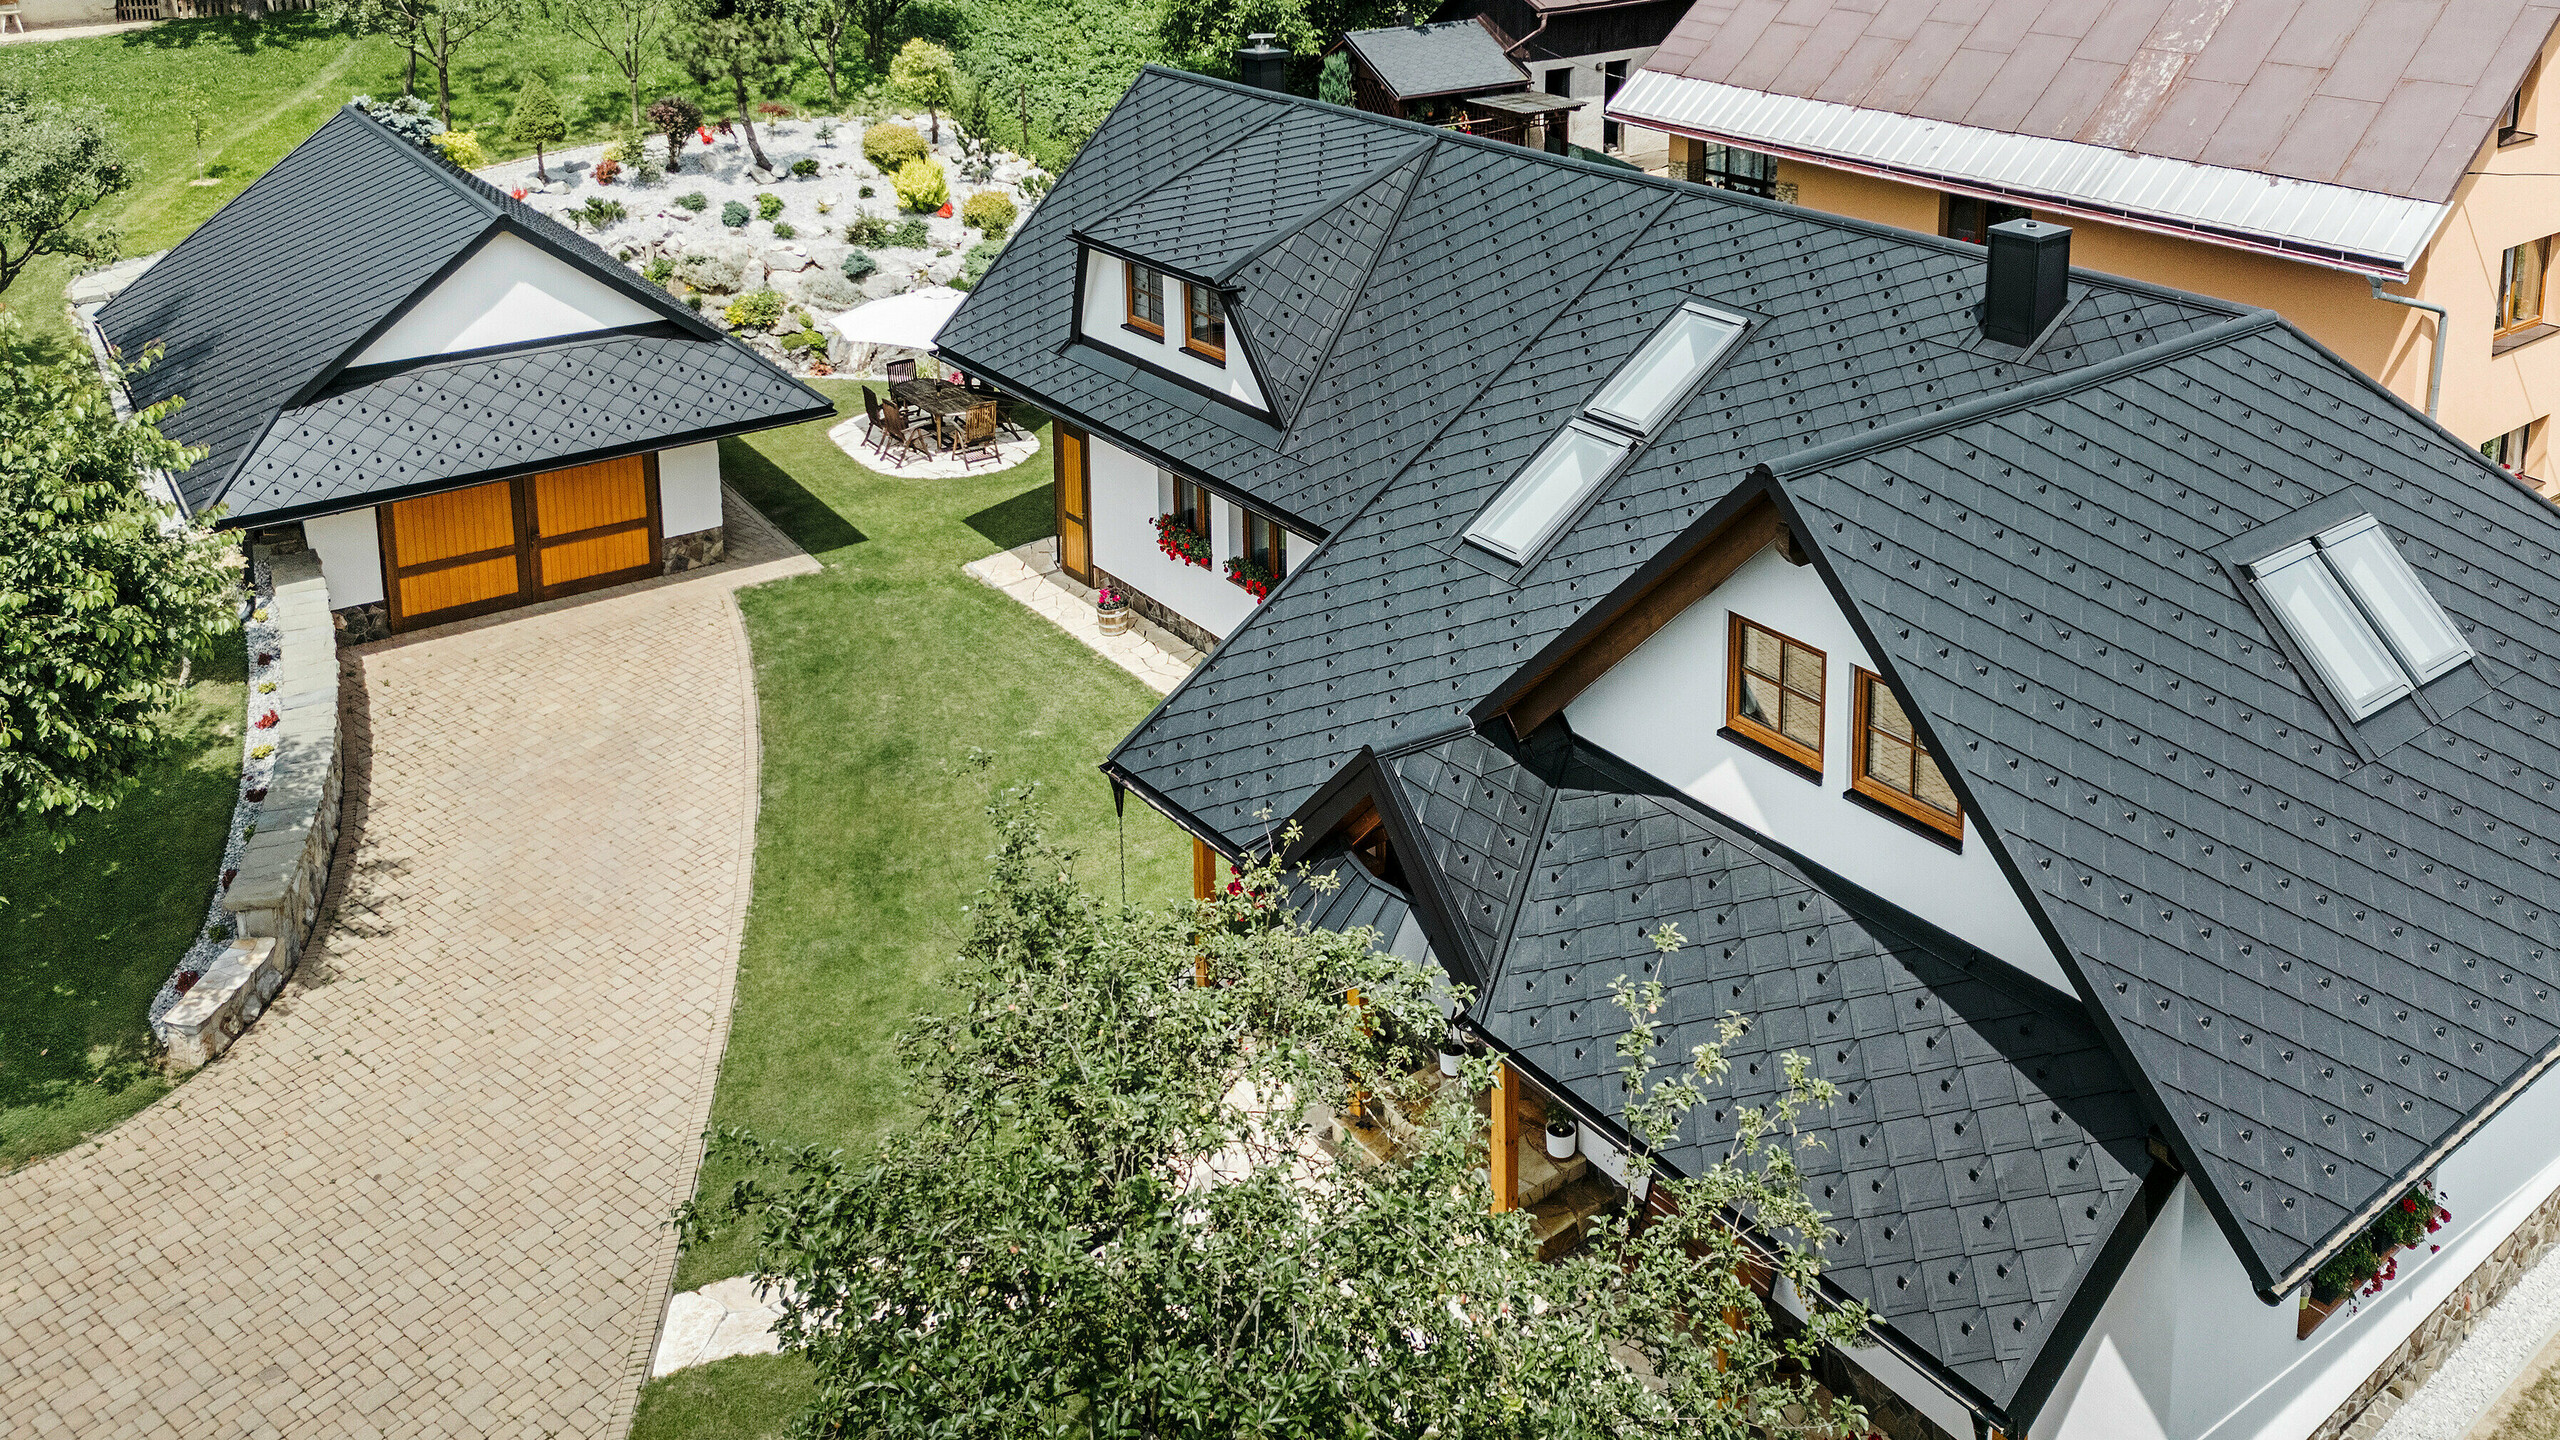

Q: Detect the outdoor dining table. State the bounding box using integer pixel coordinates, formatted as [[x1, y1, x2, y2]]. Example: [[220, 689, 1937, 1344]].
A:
[[891, 377, 977, 442]]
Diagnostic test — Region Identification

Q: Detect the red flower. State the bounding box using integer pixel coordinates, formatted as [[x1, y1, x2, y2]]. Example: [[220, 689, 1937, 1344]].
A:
[[2403, 1198, 2418, 1213], [936, 201, 954, 219], [698, 125, 714, 144], [255, 711, 279, 729], [510, 186, 529, 200], [1226, 880, 1243, 895]]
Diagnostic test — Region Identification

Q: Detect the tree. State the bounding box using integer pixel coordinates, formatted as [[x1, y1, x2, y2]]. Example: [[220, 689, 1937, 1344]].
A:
[[664, 0, 791, 173], [1318, 48, 1351, 106], [1160, 0, 1399, 87], [644, 93, 704, 173], [173, 81, 215, 179], [0, 320, 237, 838], [540, 0, 666, 128], [350, 92, 446, 146], [0, 84, 130, 297], [783, 0, 858, 107], [683, 787, 1875, 1437], [327, 0, 522, 127], [887, 37, 956, 144], [506, 77, 568, 181]]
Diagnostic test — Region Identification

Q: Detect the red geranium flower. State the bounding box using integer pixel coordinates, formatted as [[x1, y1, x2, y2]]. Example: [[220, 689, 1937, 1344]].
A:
[[255, 711, 279, 729]]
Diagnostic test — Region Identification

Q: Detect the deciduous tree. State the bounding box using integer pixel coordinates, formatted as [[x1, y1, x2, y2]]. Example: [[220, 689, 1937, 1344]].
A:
[[782, 0, 858, 107], [506, 76, 567, 181], [541, 0, 666, 128], [644, 93, 704, 172], [0, 84, 129, 297], [683, 787, 1875, 1438], [328, 0, 523, 127], [886, 37, 955, 143], [0, 321, 236, 838], [664, 0, 791, 173]]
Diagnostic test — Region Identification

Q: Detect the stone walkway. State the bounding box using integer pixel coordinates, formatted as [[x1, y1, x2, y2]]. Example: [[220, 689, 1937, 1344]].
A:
[[965, 536, 1204, 694], [0, 488, 816, 1439]]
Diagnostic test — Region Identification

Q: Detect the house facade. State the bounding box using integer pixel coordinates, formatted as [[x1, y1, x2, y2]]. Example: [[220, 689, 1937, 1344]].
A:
[[1606, 0, 2560, 490], [1439, 0, 1691, 165], [86, 104, 832, 640], [946, 64, 2560, 1440]]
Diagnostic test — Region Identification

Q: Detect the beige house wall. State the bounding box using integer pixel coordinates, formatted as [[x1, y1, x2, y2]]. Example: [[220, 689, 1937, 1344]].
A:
[[1647, 30, 2560, 489]]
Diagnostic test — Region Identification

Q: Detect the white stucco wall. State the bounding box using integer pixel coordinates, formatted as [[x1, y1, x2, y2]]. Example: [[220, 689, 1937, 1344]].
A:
[[1078, 249, 1269, 414], [658, 441, 723, 536], [1540, 48, 1671, 165], [1564, 541, 2071, 992], [353, 231, 660, 366], [303, 506, 384, 609], [1087, 435, 1257, 640], [2038, 1054, 2560, 1440]]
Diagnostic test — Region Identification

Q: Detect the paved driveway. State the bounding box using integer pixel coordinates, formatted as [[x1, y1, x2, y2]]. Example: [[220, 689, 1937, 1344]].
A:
[[0, 493, 813, 1439]]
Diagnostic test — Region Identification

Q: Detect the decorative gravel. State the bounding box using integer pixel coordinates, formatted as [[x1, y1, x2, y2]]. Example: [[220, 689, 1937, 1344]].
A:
[[147, 561, 283, 1026], [2375, 1239, 2560, 1440], [474, 115, 1045, 376]]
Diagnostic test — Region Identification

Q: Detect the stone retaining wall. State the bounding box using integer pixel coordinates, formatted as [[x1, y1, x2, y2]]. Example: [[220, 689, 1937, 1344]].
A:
[[2315, 1178, 2560, 1440]]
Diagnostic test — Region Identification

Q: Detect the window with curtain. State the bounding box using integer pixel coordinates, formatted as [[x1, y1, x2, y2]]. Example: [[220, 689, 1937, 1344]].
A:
[[1184, 283, 1226, 363], [1126, 262, 1165, 336], [1943, 195, 2032, 245], [2500, 238, 2549, 335], [1852, 671, 1962, 839], [1727, 614, 1825, 772], [1244, 511, 1286, 579], [1167, 472, 1211, 531]]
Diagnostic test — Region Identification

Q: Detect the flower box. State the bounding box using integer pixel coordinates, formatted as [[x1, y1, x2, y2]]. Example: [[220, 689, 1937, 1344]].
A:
[[1223, 555, 1277, 602], [1153, 514, 1210, 569], [2300, 1182, 2451, 1338]]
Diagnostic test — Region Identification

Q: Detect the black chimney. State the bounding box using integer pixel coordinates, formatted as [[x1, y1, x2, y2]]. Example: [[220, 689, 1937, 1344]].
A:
[[1981, 217, 2070, 346], [1237, 33, 1291, 93]]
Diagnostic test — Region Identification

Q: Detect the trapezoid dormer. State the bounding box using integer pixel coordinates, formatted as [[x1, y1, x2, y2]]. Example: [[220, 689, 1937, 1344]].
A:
[[1078, 246, 1269, 416], [353, 230, 662, 367]]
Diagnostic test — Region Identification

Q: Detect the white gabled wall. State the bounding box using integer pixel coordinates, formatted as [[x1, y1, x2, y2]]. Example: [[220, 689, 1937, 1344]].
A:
[[1078, 248, 1269, 414], [2038, 1054, 2560, 1440], [1087, 435, 1258, 640], [658, 441, 723, 536], [303, 506, 384, 608], [1564, 541, 2072, 992], [353, 230, 660, 366]]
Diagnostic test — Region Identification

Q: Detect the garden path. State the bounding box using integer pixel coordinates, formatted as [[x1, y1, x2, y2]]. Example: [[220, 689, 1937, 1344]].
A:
[[0, 488, 814, 1439]]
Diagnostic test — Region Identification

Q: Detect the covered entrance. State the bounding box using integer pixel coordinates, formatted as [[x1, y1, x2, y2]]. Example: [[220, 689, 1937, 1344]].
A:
[[378, 455, 663, 631]]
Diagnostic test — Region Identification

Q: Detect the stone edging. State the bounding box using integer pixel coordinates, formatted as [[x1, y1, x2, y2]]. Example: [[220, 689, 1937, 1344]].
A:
[[152, 548, 344, 1069], [2317, 1177, 2560, 1440]]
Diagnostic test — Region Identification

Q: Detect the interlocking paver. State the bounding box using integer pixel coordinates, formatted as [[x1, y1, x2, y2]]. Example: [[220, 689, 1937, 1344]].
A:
[[0, 488, 815, 1438]]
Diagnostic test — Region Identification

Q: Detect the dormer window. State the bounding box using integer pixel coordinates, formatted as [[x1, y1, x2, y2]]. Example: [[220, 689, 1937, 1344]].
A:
[[1183, 283, 1226, 364], [2248, 514, 2472, 722], [1127, 262, 1166, 337]]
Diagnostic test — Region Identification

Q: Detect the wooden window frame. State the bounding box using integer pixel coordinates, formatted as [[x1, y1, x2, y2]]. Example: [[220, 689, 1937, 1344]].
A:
[[1942, 193, 2031, 245], [2498, 237, 2551, 337], [1169, 473, 1212, 533], [2502, 83, 2535, 146], [1849, 667, 1964, 842], [1125, 261, 1165, 338], [1725, 613, 1826, 773], [1183, 282, 1227, 365], [1244, 510, 1287, 580]]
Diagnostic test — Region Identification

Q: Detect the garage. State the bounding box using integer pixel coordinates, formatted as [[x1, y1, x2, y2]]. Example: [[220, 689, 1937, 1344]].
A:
[[378, 455, 663, 631]]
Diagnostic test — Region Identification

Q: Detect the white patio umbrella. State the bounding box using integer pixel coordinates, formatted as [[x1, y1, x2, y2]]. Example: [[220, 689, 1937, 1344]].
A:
[[829, 285, 967, 352]]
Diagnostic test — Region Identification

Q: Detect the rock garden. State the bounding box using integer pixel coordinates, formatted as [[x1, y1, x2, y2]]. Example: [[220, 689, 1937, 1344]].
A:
[[474, 112, 1046, 378]]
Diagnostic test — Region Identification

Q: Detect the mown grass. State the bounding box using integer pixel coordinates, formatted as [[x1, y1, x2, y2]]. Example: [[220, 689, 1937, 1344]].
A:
[[631, 1352, 816, 1440], [0, 637, 246, 1168]]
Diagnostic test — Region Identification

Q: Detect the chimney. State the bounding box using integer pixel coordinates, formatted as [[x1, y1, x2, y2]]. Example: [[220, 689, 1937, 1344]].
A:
[[1237, 33, 1291, 93], [1981, 217, 2071, 346]]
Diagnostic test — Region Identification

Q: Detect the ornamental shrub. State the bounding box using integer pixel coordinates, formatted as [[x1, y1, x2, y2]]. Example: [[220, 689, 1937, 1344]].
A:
[[960, 190, 1016, 238], [677, 239, 755, 292], [795, 266, 862, 309], [724, 288, 785, 328], [642, 254, 677, 284], [841, 249, 878, 281], [780, 328, 828, 352], [887, 217, 931, 249], [721, 200, 750, 228], [844, 214, 891, 246], [791, 157, 820, 177], [892, 157, 947, 213], [756, 191, 785, 221], [861, 120, 927, 171], [431, 128, 490, 168], [592, 156, 623, 185], [771, 221, 797, 239], [955, 236, 1003, 291], [676, 191, 709, 212]]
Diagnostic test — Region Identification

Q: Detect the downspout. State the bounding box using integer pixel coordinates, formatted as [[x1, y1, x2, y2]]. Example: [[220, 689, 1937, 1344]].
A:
[[2369, 276, 2447, 420]]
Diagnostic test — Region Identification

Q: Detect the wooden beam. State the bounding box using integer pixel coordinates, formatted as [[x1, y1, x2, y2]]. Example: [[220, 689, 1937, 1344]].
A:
[[1192, 837, 1218, 900], [1506, 498, 1783, 737], [1491, 1061, 1519, 1213]]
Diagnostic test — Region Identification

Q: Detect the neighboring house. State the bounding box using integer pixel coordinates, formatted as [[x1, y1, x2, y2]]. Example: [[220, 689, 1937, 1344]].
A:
[[1605, 0, 2560, 489], [944, 63, 2560, 1440], [1331, 18, 1583, 151], [1435, 0, 1691, 164], [86, 103, 832, 640]]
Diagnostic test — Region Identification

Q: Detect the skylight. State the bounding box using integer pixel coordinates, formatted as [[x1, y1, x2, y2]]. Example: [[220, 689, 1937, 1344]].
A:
[[2248, 515, 2472, 722], [1463, 301, 1746, 565]]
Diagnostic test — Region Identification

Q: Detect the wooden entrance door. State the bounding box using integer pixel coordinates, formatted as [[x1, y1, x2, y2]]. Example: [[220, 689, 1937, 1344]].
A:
[[1055, 423, 1093, 585], [379, 456, 664, 631]]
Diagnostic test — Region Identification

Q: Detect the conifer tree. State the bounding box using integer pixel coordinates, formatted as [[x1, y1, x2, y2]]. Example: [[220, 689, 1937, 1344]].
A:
[[507, 77, 568, 182]]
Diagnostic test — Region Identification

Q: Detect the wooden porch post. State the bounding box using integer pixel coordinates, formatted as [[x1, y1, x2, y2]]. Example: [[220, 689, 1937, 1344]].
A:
[[1491, 1061, 1519, 1213], [1192, 838, 1217, 986]]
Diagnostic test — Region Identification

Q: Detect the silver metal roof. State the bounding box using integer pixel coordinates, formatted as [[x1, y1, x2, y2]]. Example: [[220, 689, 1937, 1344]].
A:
[[1609, 70, 2452, 279]]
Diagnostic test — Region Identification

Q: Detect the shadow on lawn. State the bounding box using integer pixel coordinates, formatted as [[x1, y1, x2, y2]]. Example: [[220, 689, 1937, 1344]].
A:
[[722, 436, 866, 556], [963, 481, 1056, 554], [120, 12, 332, 54]]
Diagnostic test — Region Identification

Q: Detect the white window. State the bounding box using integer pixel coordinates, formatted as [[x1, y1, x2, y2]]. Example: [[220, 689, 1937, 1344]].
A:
[[1586, 305, 1746, 434], [1465, 422, 1632, 562], [2248, 515, 2472, 722]]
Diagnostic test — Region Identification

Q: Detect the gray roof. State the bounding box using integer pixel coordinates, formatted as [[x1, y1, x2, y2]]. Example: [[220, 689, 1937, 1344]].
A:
[[1341, 18, 1531, 101], [1638, 0, 2558, 205], [97, 105, 830, 526]]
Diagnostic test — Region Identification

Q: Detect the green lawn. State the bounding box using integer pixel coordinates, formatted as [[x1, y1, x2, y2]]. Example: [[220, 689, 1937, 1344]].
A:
[[677, 391, 1190, 1295], [0, 639, 245, 1169]]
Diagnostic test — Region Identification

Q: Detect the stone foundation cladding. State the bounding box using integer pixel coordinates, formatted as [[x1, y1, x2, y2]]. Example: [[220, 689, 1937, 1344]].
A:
[[2315, 1177, 2560, 1440], [333, 600, 390, 646], [665, 525, 726, 574], [1095, 566, 1220, 656], [222, 552, 342, 979]]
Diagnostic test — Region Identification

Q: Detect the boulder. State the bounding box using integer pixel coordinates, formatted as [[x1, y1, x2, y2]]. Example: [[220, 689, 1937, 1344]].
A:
[[759, 243, 814, 275]]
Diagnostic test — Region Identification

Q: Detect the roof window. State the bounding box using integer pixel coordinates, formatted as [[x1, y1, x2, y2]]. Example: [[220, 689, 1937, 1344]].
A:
[[1464, 301, 1745, 564], [2249, 515, 2471, 721]]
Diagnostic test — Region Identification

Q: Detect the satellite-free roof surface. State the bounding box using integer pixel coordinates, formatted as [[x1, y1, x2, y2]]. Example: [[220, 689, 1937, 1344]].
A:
[[942, 63, 2560, 1418], [1339, 18, 1532, 100], [97, 105, 831, 525], [1636, 0, 2558, 204]]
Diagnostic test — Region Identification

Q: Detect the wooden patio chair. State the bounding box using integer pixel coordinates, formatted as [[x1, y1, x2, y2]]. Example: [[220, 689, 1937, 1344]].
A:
[[860, 385, 886, 444], [871, 399, 933, 466], [884, 357, 918, 384], [948, 400, 1002, 469]]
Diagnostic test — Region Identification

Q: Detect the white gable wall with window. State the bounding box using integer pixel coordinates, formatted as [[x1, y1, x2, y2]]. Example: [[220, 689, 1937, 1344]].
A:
[[1564, 540, 2071, 993], [1077, 249, 1268, 412]]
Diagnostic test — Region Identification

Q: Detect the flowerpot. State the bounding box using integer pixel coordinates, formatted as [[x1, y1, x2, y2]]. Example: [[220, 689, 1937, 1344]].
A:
[[1098, 607, 1133, 636], [2299, 1291, 2349, 1339], [1438, 1046, 1464, 1078], [1546, 1118, 1578, 1161]]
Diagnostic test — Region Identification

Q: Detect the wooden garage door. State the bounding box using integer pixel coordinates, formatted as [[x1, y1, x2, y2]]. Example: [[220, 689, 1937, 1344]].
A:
[[380, 457, 662, 631]]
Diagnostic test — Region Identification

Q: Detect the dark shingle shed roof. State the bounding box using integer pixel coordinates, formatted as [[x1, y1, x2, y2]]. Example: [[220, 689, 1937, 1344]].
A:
[[1339, 19, 1530, 102], [97, 105, 830, 526]]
